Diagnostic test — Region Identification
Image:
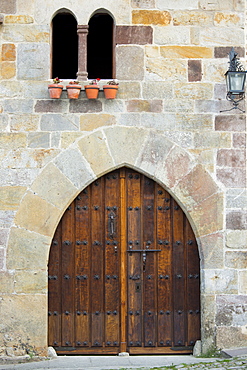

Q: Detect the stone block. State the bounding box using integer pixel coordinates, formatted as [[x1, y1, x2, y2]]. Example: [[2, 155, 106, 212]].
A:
[[0, 271, 14, 293], [0, 114, 8, 131], [200, 294, 216, 352], [2, 43, 16, 61], [0, 228, 9, 246], [216, 326, 247, 351], [199, 0, 236, 11], [10, 114, 39, 132], [0, 186, 26, 210], [116, 25, 152, 44], [214, 46, 244, 58], [31, 163, 77, 209], [226, 230, 247, 249], [233, 133, 246, 148], [145, 46, 160, 58], [116, 46, 144, 80], [146, 58, 187, 81], [0, 168, 39, 187], [116, 82, 141, 99], [131, 0, 155, 8], [54, 149, 94, 190], [14, 270, 47, 293], [142, 82, 173, 99], [14, 191, 60, 236], [214, 12, 243, 27], [201, 269, 238, 294], [173, 11, 213, 26], [163, 100, 194, 113], [0, 133, 26, 149], [217, 149, 245, 168], [156, 0, 198, 9], [0, 81, 23, 98], [0, 295, 47, 352], [0, 210, 15, 228], [217, 168, 246, 188], [215, 115, 245, 131], [119, 113, 141, 126], [154, 26, 190, 45], [80, 114, 116, 131], [51, 132, 60, 148], [175, 83, 213, 100], [0, 0, 16, 13], [4, 99, 33, 113], [160, 46, 212, 59], [226, 211, 247, 230], [40, 114, 79, 131], [35, 100, 69, 113], [188, 60, 202, 82], [136, 131, 174, 176], [196, 99, 241, 113], [7, 227, 50, 269], [1, 62, 16, 79], [200, 233, 224, 269], [69, 99, 102, 113], [203, 60, 227, 83], [176, 114, 213, 131], [28, 132, 50, 148], [225, 251, 247, 269], [239, 271, 247, 294], [126, 99, 163, 112], [226, 189, 247, 209], [156, 145, 193, 189], [0, 248, 4, 269], [17, 43, 49, 80], [3, 25, 49, 43], [4, 15, 33, 23], [132, 10, 171, 25], [61, 133, 83, 148], [103, 100, 125, 113], [1, 148, 60, 169], [189, 193, 224, 235], [104, 126, 149, 168], [200, 27, 244, 46], [78, 131, 114, 175], [141, 113, 175, 130], [216, 295, 247, 326], [194, 132, 231, 148]]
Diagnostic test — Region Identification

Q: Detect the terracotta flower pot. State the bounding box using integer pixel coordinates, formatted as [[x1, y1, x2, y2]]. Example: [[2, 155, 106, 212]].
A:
[[103, 85, 118, 99], [66, 84, 82, 99], [84, 85, 100, 99], [48, 84, 63, 99]]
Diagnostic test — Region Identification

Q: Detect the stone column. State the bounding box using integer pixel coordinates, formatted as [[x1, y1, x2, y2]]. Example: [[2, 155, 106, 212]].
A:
[[77, 25, 89, 81]]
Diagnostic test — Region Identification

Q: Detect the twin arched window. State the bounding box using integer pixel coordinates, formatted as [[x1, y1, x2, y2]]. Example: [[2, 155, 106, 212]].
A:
[[52, 11, 114, 80]]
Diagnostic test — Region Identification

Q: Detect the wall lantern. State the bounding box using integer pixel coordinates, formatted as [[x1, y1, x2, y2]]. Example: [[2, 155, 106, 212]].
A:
[[221, 48, 246, 113]]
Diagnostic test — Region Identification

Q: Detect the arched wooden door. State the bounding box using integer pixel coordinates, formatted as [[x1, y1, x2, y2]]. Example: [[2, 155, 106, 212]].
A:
[[48, 168, 200, 355]]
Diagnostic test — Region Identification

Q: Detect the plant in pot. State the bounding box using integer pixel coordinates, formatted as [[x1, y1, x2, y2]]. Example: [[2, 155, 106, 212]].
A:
[[84, 78, 100, 99], [48, 77, 63, 99], [66, 80, 82, 99], [103, 79, 119, 99]]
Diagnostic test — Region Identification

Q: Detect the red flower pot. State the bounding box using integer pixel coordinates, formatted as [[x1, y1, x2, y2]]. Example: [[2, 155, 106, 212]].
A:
[[48, 84, 63, 99], [66, 84, 82, 99], [84, 85, 100, 99], [103, 85, 118, 99]]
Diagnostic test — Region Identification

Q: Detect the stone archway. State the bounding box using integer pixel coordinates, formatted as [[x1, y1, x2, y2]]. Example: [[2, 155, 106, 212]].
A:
[[7, 126, 224, 355]]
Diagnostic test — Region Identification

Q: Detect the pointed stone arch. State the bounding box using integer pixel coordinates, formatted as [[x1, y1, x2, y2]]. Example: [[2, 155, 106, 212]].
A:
[[7, 126, 224, 354]]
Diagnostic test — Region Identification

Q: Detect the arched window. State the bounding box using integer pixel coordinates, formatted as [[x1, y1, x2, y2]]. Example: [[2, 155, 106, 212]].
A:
[[52, 12, 78, 79], [87, 13, 114, 79]]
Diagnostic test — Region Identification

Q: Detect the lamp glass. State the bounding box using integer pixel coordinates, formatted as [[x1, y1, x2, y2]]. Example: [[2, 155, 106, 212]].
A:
[[226, 71, 246, 94]]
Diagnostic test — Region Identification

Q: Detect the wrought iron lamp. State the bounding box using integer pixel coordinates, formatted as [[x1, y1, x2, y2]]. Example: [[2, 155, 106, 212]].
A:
[[221, 47, 246, 113]]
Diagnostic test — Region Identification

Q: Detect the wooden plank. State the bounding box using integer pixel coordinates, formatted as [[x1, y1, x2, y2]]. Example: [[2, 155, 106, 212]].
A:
[[172, 200, 186, 347], [126, 169, 142, 347], [90, 178, 104, 347], [185, 219, 201, 346], [104, 171, 120, 348], [74, 188, 90, 347], [48, 224, 62, 347], [156, 187, 173, 347], [61, 205, 75, 347], [142, 176, 156, 347]]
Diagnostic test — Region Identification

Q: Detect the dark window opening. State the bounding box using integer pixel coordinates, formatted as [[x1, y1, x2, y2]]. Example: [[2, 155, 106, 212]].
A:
[[87, 13, 113, 79], [52, 13, 78, 79]]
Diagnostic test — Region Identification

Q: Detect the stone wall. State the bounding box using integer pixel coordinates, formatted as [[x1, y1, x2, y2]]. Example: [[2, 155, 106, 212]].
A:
[[0, 0, 246, 357]]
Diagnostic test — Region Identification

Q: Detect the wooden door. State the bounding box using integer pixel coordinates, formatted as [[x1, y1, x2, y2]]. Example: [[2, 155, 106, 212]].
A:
[[48, 168, 200, 354]]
